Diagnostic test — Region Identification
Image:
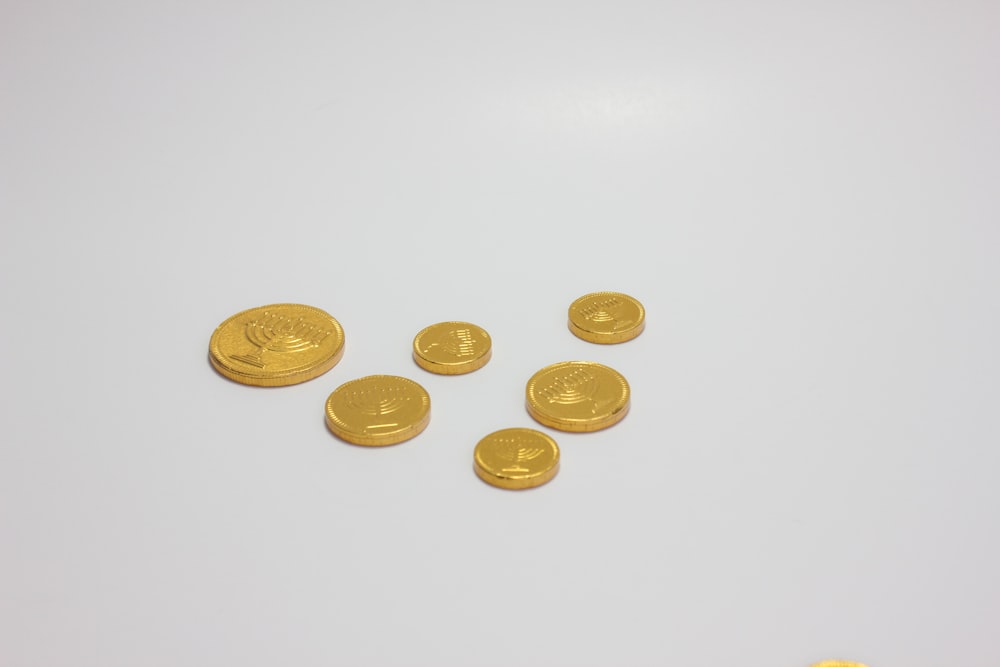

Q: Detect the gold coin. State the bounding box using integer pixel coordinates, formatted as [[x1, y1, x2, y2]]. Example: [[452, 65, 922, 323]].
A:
[[568, 291, 645, 344], [525, 361, 630, 432], [412, 321, 492, 375], [325, 375, 431, 446], [474, 428, 560, 490], [209, 304, 345, 387], [810, 662, 869, 667]]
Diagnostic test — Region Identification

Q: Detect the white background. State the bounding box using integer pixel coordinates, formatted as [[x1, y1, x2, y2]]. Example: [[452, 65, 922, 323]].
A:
[[2, 1, 999, 665]]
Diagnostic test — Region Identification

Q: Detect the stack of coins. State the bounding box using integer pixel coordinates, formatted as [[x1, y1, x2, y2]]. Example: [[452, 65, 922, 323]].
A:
[[208, 291, 645, 490]]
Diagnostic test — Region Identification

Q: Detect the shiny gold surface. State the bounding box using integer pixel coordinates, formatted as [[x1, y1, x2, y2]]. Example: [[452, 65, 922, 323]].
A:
[[526, 361, 630, 432], [412, 321, 492, 375], [810, 662, 869, 667], [474, 428, 560, 490], [209, 304, 345, 387], [568, 291, 645, 344], [325, 375, 431, 446]]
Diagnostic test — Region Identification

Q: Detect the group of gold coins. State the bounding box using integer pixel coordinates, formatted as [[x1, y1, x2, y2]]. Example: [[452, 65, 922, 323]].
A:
[[208, 291, 645, 490]]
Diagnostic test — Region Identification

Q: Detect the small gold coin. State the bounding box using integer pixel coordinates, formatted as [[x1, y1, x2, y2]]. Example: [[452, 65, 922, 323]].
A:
[[209, 304, 345, 387], [325, 375, 431, 446], [568, 291, 645, 344], [526, 361, 630, 432], [412, 321, 492, 375], [474, 428, 560, 490]]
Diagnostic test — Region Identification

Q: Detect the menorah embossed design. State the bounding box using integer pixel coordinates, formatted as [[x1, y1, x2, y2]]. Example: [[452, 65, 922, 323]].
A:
[[490, 436, 546, 473], [230, 311, 333, 369], [346, 384, 409, 432], [538, 368, 601, 409], [578, 297, 633, 330], [422, 327, 476, 357]]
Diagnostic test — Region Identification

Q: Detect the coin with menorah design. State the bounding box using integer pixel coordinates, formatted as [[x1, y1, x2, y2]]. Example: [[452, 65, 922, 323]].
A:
[[568, 291, 645, 344], [412, 321, 492, 375], [209, 304, 345, 387], [525, 361, 630, 432], [474, 428, 560, 490], [325, 375, 431, 446]]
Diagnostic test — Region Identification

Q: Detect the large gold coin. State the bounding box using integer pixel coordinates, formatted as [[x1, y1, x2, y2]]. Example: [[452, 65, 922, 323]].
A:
[[568, 291, 645, 344], [412, 321, 492, 375], [209, 304, 345, 387], [526, 361, 630, 432], [474, 428, 560, 490], [325, 375, 431, 446]]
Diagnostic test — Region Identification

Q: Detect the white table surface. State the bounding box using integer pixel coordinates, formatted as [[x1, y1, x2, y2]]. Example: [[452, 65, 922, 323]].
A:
[[2, 2, 998, 665]]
